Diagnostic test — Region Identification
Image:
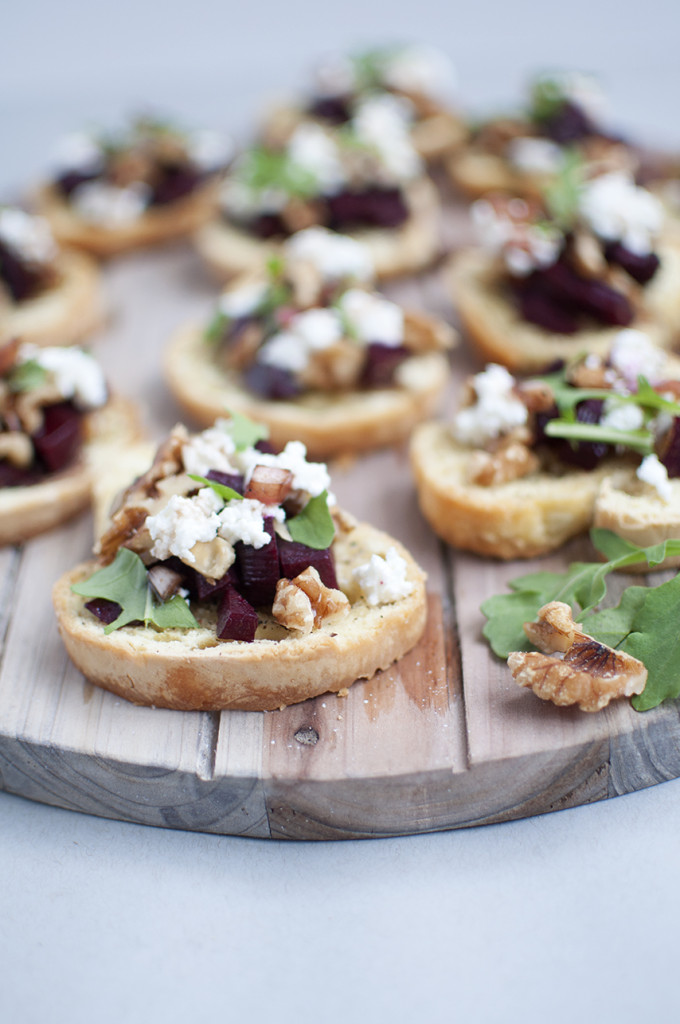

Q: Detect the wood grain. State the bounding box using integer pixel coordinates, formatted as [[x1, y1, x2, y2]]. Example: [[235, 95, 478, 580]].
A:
[[1, 210, 679, 840]]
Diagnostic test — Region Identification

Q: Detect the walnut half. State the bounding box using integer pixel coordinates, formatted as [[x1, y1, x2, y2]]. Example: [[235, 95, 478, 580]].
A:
[[272, 567, 350, 635], [508, 601, 647, 712]]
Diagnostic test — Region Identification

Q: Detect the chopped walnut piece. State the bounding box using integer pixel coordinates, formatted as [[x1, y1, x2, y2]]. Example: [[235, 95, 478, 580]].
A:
[[96, 503, 153, 564], [300, 341, 365, 391], [281, 197, 324, 233], [571, 231, 607, 278], [516, 379, 555, 414], [567, 358, 612, 390], [220, 322, 265, 372], [287, 260, 324, 309], [467, 439, 539, 486], [116, 425, 188, 509], [186, 536, 235, 581], [14, 382, 64, 434], [508, 601, 647, 712], [0, 430, 33, 467], [109, 150, 154, 188], [403, 311, 457, 353], [273, 566, 349, 634]]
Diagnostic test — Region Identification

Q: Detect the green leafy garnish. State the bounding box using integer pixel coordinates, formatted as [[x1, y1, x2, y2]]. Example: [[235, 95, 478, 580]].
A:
[[225, 410, 269, 451], [350, 47, 392, 93], [481, 529, 680, 710], [72, 548, 198, 635], [240, 146, 319, 200], [528, 75, 568, 123], [543, 149, 584, 230], [204, 309, 230, 345], [287, 491, 335, 549], [188, 474, 243, 503], [7, 359, 49, 393]]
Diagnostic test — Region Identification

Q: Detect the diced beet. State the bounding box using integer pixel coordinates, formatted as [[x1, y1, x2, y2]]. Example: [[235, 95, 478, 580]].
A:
[[54, 168, 100, 198], [361, 343, 410, 387], [0, 240, 48, 301], [216, 584, 258, 641], [308, 96, 352, 124], [243, 363, 302, 400], [538, 101, 595, 144], [235, 518, 279, 607], [250, 213, 288, 239], [605, 242, 660, 285], [537, 261, 633, 326], [194, 566, 238, 601], [0, 460, 44, 488], [515, 280, 579, 334], [255, 439, 277, 455], [32, 402, 83, 473], [537, 398, 611, 469], [658, 418, 680, 477], [150, 165, 204, 205], [326, 187, 408, 229], [278, 538, 338, 589], [206, 469, 245, 494], [84, 597, 121, 625]]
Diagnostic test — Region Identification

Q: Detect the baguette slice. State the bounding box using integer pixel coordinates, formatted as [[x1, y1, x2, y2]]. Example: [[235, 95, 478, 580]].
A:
[[1, 249, 104, 347], [164, 315, 454, 459], [450, 246, 680, 374], [0, 395, 141, 546], [34, 179, 222, 257], [53, 516, 427, 712], [194, 177, 440, 282], [593, 469, 680, 569]]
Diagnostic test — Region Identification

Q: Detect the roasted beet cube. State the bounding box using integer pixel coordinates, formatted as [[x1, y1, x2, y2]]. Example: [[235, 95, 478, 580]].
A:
[[243, 363, 302, 400], [0, 240, 49, 301], [151, 164, 204, 206], [361, 343, 410, 388], [235, 518, 279, 607], [216, 584, 258, 641], [278, 538, 338, 589], [308, 96, 352, 124], [250, 213, 287, 239], [194, 566, 238, 601], [658, 418, 680, 477], [84, 597, 121, 625], [515, 280, 579, 334], [54, 168, 100, 198], [32, 402, 83, 473], [604, 242, 660, 285], [536, 261, 633, 326], [537, 398, 611, 470], [206, 469, 245, 494], [326, 187, 408, 229], [0, 459, 43, 488], [538, 100, 595, 144]]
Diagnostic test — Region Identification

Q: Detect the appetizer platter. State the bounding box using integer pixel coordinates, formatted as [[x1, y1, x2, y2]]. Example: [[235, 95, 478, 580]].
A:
[[3, 61, 680, 840]]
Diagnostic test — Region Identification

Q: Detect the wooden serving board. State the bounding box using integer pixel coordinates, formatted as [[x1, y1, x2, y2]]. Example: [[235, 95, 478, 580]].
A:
[[2, 211, 679, 841]]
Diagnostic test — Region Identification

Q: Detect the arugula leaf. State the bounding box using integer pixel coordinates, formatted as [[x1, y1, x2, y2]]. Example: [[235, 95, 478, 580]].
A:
[[7, 359, 49, 393], [543, 419, 654, 455], [543, 149, 584, 230], [204, 309, 230, 345], [287, 491, 335, 549], [72, 548, 198, 634], [241, 146, 319, 199], [350, 47, 391, 93], [624, 574, 680, 709], [188, 474, 243, 503], [528, 74, 568, 123], [579, 585, 649, 648], [224, 410, 269, 451]]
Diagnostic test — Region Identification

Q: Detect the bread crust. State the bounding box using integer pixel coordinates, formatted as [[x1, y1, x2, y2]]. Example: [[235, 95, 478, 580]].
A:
[[34, 180, 222, 257], [164, 320, 452, 458], [52, 518, 427, 711], [410, 421, 619, 559], [1, 250, 104, 347], [594, 469, 680, 569], [446, 148, 550, 200], [0, 395, 140, 546], [193, 177, 441, 282], [449, 246, 680, 374]]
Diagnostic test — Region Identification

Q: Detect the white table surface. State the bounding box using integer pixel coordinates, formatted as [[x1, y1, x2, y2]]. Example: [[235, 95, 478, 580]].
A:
[[3, 3, 680, 1022]]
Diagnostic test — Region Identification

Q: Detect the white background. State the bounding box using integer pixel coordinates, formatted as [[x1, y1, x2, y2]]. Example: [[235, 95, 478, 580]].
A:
[[3, 2, 680, 1022]]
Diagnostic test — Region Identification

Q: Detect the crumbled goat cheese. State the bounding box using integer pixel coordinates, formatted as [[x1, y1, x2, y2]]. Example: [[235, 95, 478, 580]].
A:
[[0, 208, 57, 265], [353, 546, 414, 606], [579, 173, 663, 256], [337, 288, 404, 345], [286, 123, 345, 194], [608, 329, 667, 388], [507, 137, 563, 175], [217, 498, 283, 549], [553, 71, 606, 122], [71, 181, 150, 224], [258, 330, 311, 373], [219, 280, 268, 318], [453, 364, 527, 446], [471, 198, 561, 276], [312, 54, 356, 97], [284, 226, 374, 282], [19, 344, 107, 409], [599, 398, 644, 432], [382, 44, 457, 100], [181, 423, 238, 477], [291, 308, 343, 350], [637, 453, 672, 501], [147, 488, 223, 563], [352, 95, 422, 180], [187, 128, 232, 172], [50, 132, 104, 174], [234, 440, 333, 501]]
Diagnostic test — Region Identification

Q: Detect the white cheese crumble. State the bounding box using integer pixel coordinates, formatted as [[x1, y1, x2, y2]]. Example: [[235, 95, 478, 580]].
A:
[[217, 497, 283, 549], [353, 546, 414, 606], [19, 344, 107, 410], [599, 398, 644, 432], [258, 308, 344, 373], [471, 198, 561, 276], [453, 364, 527, 446], [637, 453, 672, 501], [579, 173, 663, 256], [70, 181, 151, 224], [258, 330, 311, 374], [286, 123, 345, 194], [284, 227, 374, 282], [147, 487, 223, 563], [312, 54, 356, 98], [337, 288, 404, 345], [181, 424, 238, 477], [234, 440, 333, 501], [187, 128, 232, 172], [608, 329, 667, 388], [219, 280, 268, 318], [507, 137, 563, 175], [382, 45, 457, 100], [553, 71, 606, 122], [0, 208, 57, 265], [351, 94, 422, 181], [49, 132, 104, 174]]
